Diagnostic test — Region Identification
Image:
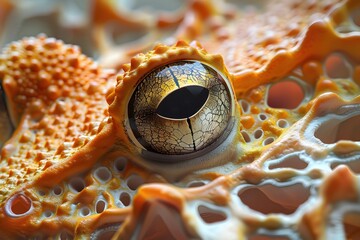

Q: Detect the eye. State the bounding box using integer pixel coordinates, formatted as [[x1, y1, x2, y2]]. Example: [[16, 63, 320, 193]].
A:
[[126, 61, 234, 155]]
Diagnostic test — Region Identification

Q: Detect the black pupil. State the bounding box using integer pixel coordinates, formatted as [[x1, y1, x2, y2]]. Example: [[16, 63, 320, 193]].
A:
[[156, 85, 209, 119]]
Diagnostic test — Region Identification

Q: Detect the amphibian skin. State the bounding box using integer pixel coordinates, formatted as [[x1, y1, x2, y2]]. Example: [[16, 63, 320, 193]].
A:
[[1, 0, 360, 239]]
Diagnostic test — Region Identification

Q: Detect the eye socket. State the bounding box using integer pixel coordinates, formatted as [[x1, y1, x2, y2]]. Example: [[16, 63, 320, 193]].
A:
[[127, 61, 234, 155]]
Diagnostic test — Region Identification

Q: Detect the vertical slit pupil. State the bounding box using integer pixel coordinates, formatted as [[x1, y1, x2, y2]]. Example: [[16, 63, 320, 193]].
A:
[[156, 85, 209, 119]]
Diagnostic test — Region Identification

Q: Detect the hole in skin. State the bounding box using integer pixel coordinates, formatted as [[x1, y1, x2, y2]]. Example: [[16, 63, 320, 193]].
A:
[[38, 190, 46, 196], [80, 207, 91, 217], [324, 54, 351, 79], [120, 192, 131, 207], [197, 205, 227, 224], [254, 129, 263, 139], [114, 157, 127, 172], [343, 212, 360, 239], [240, 100, 250, 113], [7, 194, 33, 217], [96, 199, 107, 214], [315, 114, 360, 144], [53, 185, 63, 196], [263, 137, 274, 146], [94, 167, 112, 183], [269, 155, 308, 170], [336, 115, 360, 142], [241, 131, 251, 143], [69, 177, 86, 193], [156, 85, 209, 120], [127, 174, 144, 191], [238, 182, 310, 215], [43, 210, 53, 218], [259, 113, 267, 121], [277, 119, 288, 128], [331, 161, 360, 174], [267, 81, 304, 109]]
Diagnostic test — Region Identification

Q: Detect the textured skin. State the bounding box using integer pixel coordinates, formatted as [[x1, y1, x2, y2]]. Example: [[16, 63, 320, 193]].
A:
[[0, 0, 360, 239]]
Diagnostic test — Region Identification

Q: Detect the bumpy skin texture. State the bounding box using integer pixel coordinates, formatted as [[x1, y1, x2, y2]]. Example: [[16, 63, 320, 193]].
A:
[[1, 0, 360, 239]]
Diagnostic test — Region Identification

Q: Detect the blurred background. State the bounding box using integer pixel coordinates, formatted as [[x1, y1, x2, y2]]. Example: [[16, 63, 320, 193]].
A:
[[0, 0, 263, 60], [0, 0, 184, 58]]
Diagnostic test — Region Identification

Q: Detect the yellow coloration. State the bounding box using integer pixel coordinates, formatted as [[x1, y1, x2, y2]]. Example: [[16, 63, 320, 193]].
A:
[[0, 0, 360, 239]]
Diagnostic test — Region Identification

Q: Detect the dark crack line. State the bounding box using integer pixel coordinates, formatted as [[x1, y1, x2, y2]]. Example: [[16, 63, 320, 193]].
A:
[[186, 118, 196, 151], [168, 68, 180, 88]]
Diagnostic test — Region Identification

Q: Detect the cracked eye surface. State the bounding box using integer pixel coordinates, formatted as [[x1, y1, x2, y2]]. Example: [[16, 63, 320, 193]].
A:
[[127, 61, 233, 155]]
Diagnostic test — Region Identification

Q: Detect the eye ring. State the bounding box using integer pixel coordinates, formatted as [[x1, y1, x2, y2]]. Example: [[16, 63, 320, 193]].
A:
[[126, 60, 235, 156]]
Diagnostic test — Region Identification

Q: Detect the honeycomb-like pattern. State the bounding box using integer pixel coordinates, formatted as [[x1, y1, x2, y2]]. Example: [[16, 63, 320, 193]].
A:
[[0, 0, 360, 239]]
